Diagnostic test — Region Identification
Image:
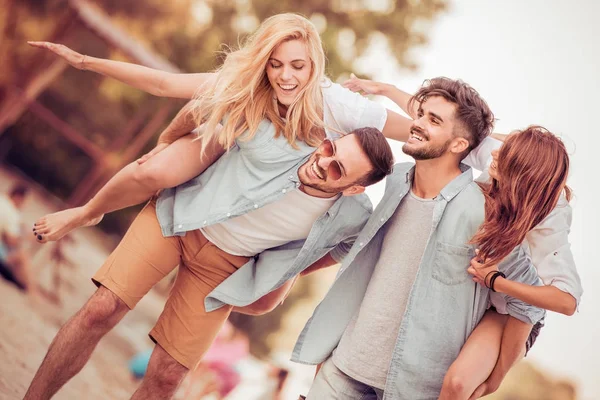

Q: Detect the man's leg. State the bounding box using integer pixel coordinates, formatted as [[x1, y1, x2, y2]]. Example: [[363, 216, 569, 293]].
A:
[[131, 344, 188, 400], [25, 200, 182, 399], [24, 287, 128, 400], [137, 231, 249, 399]]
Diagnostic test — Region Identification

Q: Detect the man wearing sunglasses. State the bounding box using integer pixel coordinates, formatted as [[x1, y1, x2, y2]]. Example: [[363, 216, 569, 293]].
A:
[[294, 77, 545, 400], [24, 124, 395, 400]]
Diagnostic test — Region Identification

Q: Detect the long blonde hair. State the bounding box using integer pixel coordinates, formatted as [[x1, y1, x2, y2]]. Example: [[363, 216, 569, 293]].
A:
[[193, 13, 326, 153]]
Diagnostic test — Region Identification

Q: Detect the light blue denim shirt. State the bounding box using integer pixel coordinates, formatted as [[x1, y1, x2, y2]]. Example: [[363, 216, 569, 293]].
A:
[[292, 162, 545, 400], [155, 120, 372, 312]]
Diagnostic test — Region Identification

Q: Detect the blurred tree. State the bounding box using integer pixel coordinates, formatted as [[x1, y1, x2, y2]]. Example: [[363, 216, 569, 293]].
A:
[[2, 0, 447, 92], [97, 0, 447, 78], [0, 0, 447, 212]]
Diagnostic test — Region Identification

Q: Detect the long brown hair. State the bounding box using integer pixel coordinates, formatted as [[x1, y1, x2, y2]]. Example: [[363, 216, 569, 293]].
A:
[[471, 126, 571, 266]]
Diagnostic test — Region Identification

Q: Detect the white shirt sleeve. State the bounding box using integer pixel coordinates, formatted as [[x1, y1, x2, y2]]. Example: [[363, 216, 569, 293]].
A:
[[525, 198, 583, 305], [322, 81, 387, 135], [462, 137, 503, 182]]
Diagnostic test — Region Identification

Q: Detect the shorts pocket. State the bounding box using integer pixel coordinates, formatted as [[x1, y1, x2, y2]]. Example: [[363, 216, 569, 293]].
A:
[[431, 242, 474, 285]]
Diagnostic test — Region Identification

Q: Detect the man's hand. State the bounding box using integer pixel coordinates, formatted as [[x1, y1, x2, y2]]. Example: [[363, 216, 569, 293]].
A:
[[136, 143, 169, 164], [342, 73, 382, 96]]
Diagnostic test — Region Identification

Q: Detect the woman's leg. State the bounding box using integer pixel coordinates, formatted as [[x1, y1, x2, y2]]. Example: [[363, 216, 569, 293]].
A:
[[33, 133, 225, 242], [438, 309, 508, 400]]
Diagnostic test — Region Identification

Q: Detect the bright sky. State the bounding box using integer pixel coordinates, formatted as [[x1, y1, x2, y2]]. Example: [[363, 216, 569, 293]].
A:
[[361, 1, 599, 398]]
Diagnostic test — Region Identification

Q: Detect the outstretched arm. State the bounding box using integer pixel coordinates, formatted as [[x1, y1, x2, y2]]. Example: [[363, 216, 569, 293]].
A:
[[28, 41, 215, 99], [343, 74, 414, 142], [343, 74, 417, 118], [300, 253, 338, 276]]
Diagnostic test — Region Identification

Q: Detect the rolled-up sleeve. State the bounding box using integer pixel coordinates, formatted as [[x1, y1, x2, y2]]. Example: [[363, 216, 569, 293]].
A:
[[526, 202, 583, 305], [324, 82, 388, 134], [498, 246, 546, 325], [329, 234, 357, 263]]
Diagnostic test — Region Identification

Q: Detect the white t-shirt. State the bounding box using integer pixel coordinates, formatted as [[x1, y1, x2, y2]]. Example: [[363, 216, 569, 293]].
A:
[[465, 138, 583, 308], [202, 189, 338, 257], [321, 79, 388, 139], [0, 194, 21, 239], [333, 191, 436, 389]]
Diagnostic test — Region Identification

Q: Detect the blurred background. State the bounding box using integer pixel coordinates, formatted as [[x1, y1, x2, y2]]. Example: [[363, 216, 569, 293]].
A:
[[0, 0, 597, 399]]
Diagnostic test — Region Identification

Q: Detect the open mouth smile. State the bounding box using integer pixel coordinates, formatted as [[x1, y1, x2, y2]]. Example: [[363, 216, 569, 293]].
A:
[[278, 83, 298, 93], [310, 160, 325, 180]]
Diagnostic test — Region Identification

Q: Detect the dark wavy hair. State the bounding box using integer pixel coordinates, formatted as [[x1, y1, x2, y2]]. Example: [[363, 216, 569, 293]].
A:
[[471, 126, 571, 266], [409, 77, 495, 157], [351, 127, 395, 186]]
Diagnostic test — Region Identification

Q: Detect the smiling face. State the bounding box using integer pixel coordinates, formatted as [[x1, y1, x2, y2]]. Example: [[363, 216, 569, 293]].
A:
[[265, 39, 312, 107], [402, 96, 466, 160], [298, 134, 373, 196]]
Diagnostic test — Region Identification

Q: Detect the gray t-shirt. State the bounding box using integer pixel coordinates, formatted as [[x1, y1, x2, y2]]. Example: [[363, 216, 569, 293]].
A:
[[333, 191, 436, 389]]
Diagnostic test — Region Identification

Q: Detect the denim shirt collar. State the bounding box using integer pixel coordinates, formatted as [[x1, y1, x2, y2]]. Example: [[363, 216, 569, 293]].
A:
[[404, 162, 474, 202]]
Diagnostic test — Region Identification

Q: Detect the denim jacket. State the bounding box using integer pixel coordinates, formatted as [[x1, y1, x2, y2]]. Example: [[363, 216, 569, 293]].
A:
[[292, 162, 545, 399], [155, 121, 372, 311]]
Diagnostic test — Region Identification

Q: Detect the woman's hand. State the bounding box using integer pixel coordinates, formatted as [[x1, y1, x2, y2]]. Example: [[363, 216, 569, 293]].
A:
[[467, 250, 499, 288], [468, 377, 500, 400], [342, 73, 382, 95], [136, 143, 169, 164], [28, 41, 87, 70]]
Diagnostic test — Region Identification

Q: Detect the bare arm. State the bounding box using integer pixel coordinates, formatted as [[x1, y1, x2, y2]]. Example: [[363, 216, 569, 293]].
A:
[[233, 253, 338, 316], [157, 100, 198, 144], [469, 258, 576, 316], [493, 277, 577, 316], [300, 253, 338, 276], [491, 133, 508, 142], [28, 41, 214, 99], [377, 83, 417, 118], [133, 101, 200, 164], [343, 75, 414, 142]]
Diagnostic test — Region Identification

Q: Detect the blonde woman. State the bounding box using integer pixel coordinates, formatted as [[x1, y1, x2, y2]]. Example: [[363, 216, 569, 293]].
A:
[[30, 13, 414, 242], [22, 14, 405, 400]]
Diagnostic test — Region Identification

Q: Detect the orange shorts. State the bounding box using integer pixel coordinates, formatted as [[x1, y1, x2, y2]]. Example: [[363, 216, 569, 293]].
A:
[[92, 200, 249, 369]]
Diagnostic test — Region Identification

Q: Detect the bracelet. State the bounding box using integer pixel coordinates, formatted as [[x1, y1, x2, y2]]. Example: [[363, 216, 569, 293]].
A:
[[484, 271, 497, 289], [489, 271, 506, 292], [81, 55, 87, 70]]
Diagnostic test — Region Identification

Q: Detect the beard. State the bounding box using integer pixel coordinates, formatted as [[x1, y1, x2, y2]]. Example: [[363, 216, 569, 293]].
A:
[[402, 138, 452, 160]]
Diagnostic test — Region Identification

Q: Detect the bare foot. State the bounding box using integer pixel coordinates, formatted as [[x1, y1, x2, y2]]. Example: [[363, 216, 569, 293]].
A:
[[33, 207, 103, 243]]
